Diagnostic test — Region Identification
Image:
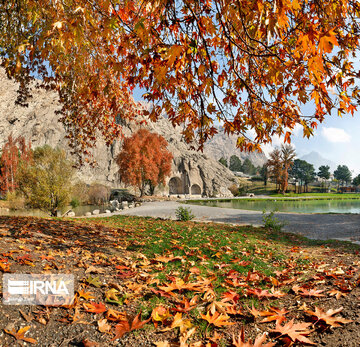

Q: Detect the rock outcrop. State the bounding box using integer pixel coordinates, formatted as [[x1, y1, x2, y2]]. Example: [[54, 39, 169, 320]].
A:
[[0, 70, 235, 197], [204, 129, 268, 167]]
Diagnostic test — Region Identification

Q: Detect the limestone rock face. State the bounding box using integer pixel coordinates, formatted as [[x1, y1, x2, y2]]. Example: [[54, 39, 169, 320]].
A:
[[204, 129, 268, 167], [0, 70, 235, 196]]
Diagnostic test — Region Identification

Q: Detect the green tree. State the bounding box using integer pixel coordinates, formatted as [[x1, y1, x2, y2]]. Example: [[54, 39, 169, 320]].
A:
[[229, 155, 242, 172], [218, 157, 228, 168], [352, 174, 360, 186], [334, 165, 352, 187], [259, 165, 268, 187], [242, 158, 256, 175], [290, 159, 315, 193], [318, 165, 330, 192], [17, 145, 74, 216]]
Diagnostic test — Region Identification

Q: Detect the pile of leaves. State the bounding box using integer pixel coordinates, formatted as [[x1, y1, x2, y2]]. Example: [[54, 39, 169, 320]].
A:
[[0, 215, 360, 346]]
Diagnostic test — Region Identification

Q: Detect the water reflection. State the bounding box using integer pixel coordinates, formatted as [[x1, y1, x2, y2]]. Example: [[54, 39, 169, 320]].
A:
[[188, 198, 360, 214]]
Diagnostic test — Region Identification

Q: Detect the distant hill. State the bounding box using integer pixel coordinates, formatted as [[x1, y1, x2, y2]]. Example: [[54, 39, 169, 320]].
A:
[[300, 151, 337, 171], [203, 130, 267, 167]]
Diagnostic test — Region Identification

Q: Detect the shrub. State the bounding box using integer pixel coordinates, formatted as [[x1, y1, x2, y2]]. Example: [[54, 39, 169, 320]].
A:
[[228, 184, 239, 197], [250, 176, 263, 182], [88, 183, 110, 204], [5, 191, 25, 210], [70, 197, 80, 209], [238, 184, 250, 196], [71, 181, 90, 205], [262, 210, 286, 232], [175, 206, 195, 221]]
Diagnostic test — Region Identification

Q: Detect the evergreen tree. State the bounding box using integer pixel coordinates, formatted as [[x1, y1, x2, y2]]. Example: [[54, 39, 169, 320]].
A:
[[229, 155, 242, 172], [218, 157, 228, 167]]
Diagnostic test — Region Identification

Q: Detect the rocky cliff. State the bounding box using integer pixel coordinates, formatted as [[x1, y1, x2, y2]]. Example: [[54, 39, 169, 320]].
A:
[[204, 129, 268, 167], [0, 70, 236, 197]]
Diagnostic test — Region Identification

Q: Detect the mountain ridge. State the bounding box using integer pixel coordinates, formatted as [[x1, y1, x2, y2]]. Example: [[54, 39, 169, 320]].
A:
[[300, 151, 337, 171]]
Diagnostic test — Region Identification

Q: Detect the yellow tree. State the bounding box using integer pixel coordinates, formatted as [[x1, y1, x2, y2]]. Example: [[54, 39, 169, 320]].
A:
[[1, 1, 360, 159]]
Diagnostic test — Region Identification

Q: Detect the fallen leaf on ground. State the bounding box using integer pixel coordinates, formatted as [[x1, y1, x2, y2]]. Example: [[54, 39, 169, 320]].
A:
[[83, 302, 107, 314], [305, 306, 353, 327], [232, 327, 275, 347], [200, 311, 235, 327], [4, 326, 37, 344], [270, 319, 315, 345]]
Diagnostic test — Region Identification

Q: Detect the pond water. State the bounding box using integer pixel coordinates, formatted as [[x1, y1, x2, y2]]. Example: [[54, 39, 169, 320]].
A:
[[187, 198, 360, 214], [0, 204, 109, 217]]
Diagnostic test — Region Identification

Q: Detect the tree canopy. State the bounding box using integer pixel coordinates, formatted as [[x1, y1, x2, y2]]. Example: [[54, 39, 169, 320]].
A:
[[116, 128, 173, 196], [334, 165, 352, 186], [318, 165, 331, 180], [1, 1, 360, 159], [267, 145, 296, 193], [289, 159, 315, 193], [17, 145, 74, 216], [0, 135, 32, 194], [353, 174, 360, 186], [218, 157, 228, 167], [241, 158, 256, 175], [229, 155, 242, 172]]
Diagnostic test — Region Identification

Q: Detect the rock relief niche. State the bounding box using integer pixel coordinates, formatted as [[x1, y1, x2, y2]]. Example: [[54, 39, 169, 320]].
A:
[[191, 184, 201, 195], [169, 177, 183, 194]]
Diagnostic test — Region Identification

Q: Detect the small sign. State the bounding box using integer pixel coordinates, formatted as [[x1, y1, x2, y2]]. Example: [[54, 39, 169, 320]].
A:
[[3, 274, 74, 306]]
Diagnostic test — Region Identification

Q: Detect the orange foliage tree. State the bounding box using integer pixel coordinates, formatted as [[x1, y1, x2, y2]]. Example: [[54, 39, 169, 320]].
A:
[[0, 135, 32, 194], [1, 1, 360, 158], [116, 129, 173, 196], [267, 145, 296, 194]]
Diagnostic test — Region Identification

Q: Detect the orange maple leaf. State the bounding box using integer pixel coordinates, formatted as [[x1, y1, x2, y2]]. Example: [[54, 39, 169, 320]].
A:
[[111, 312, 151, 340], [83, 302, 107, 314], [305, 306, 353, 327], [4, 326, 37, 344], [258, 307, 289, 324], [200, 311, 235, 327], [328, 289, 348, 300], [232, 327, 275, 347], [270, 319, 315, 345], [77, 289, 95, 301]]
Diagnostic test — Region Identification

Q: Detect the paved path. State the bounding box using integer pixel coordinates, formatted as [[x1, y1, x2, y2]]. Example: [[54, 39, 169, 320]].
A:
[[114, 201, 360, 243]]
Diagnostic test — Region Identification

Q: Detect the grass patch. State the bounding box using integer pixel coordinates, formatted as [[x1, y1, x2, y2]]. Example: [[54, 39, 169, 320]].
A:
[[1, 214, 360, 345]]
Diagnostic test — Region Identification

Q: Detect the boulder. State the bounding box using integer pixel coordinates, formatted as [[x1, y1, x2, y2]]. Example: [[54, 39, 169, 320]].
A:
[[85, 212, 92, 217], [105, 209, 111, 214], [67, 211, 75, 217], [92, 209, 100, 215]]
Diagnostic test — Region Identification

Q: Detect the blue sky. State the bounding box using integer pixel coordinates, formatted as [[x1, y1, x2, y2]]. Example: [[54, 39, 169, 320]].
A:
[[133, 88, 359, 175], [290, 113, 359, 175]]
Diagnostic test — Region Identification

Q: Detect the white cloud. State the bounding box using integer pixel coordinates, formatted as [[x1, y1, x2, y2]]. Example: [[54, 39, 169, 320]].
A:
[[321, 127, 351, 143], [246, 128, 298, 158], [262, 135, 293, 157], [291, 124, 303, 137]]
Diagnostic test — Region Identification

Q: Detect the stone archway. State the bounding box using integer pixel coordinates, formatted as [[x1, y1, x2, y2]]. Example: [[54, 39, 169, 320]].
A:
[[169, 177, 183, 194], [191, 184, 201, 195]]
